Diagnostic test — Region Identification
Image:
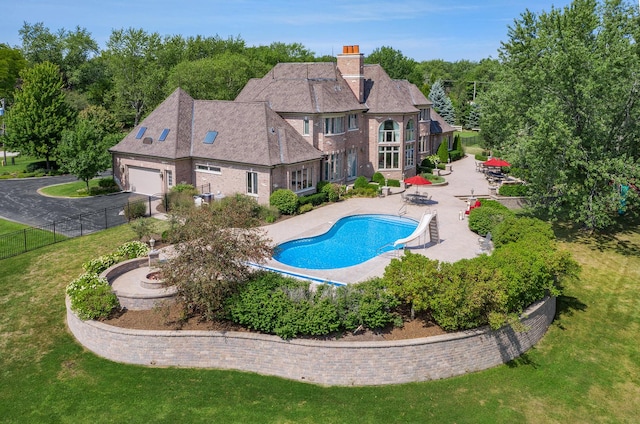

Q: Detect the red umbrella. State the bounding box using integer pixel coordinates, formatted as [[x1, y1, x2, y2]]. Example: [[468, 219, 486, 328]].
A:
[[483, 157, 511, 167], [404, 175, 432, 186], [404, 175, 432, 193]]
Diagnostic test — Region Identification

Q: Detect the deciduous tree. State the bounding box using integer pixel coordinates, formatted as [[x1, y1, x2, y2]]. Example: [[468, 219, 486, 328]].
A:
[[161, 203, 273, 321], [5, 62, 75, 169], [58, 105, 121, 189], [481, 0, 640, 230]]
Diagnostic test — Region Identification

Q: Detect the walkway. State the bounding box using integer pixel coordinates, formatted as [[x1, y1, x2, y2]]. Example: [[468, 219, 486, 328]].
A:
[[262, 155, 491, 284]]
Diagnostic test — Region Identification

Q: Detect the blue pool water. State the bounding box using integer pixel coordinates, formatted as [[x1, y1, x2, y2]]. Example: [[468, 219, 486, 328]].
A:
[[273, 214, 417, 269]]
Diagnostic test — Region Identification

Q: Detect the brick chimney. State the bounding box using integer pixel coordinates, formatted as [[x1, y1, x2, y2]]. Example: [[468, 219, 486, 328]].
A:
[[337, 45, 364, 103]]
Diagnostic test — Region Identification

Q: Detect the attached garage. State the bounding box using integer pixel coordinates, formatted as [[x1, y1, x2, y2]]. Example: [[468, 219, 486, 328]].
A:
[[128, 166, 162, 196]]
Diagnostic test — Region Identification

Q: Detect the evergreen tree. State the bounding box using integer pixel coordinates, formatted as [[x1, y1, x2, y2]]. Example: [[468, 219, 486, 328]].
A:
[[429, 79, 456, 125], [466, 102, 480, 130]]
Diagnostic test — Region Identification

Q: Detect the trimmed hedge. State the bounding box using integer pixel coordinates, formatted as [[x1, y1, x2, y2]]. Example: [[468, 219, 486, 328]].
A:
[[226, 272, 401, 339], [467, 199, 514, 236], [498, 183, 529, 197]]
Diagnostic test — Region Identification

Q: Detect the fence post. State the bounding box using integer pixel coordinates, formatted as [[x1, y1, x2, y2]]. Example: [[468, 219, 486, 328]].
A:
[[148, 196, 152, 217], [80, 216, 83, 237], [105, 208, 108, 230], [53, 222, 56, 243], [23, 229, 27, 253]]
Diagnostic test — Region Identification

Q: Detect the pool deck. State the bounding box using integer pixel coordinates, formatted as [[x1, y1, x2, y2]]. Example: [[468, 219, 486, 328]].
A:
[[262, 154, 491, 284]]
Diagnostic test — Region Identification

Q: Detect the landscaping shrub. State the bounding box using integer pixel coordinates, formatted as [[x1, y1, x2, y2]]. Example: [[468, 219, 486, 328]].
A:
[[492, 216, 555, 249], [354, 176, 371, 189], [299, 192, 328, 207], [115, 240, 150, 259], [269, 189, 299, 215], [437, 141, 449, 164], [346, 187, 378, 198], [210, 194, 263, 227], [467, 201, 514, 236], [370, 172, 400, 187], [475, 153, 488, 162], [82, 241, 149, 274], [82, 253, 120, 275], [321, 183, 341, 202], [259, 205, 280, 224], [129, 218, 157, 241], [316, 180, 330, 193], [449, 149, 463, 161], [227, 272, 403, 339], [171, 183, 198, 195], [66, 273, 120, 320], [298, 203, 314, 214], [335, 278, 402, 329], [123, 200, 147, 220], [498, 183, 529, 197]]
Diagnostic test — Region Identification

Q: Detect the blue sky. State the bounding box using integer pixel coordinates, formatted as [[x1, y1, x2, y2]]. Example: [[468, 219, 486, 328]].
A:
[[2, 0, 576, 62]]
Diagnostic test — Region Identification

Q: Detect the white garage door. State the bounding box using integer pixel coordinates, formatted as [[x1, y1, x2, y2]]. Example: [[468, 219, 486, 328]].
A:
[[128, 166, 162, 196]]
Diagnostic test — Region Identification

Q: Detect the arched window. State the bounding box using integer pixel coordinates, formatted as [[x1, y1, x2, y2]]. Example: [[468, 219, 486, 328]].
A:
[[405, 119, 415, 141], [378, 120, 399, 143]]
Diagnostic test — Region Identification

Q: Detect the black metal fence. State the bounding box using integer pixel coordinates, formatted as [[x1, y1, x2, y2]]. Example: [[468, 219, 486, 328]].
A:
[[0, 183, 213, 261], [0, 196, 155, 261]]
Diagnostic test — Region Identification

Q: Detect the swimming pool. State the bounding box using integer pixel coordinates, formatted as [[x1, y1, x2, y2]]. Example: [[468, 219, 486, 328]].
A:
[[273, 214, 418, 269]]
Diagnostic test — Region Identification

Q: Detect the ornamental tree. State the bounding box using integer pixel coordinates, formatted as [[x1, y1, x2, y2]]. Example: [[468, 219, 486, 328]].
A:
[[160, 204, 273, 321]]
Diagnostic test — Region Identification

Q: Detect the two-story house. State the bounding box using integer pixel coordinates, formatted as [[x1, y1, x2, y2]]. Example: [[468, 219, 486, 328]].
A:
[[110, 45, 451, 204]]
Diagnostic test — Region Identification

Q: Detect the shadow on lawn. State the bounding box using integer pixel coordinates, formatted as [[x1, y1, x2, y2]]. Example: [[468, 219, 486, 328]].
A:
[[554, 295, 587, 331]]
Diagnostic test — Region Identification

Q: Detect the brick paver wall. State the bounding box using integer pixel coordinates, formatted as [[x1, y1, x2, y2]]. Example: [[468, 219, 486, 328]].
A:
[[66, 296, 555, 386]]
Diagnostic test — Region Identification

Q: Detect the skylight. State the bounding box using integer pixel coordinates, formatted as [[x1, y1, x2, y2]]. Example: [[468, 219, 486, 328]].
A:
[[204, 131, 218, 144], [135, 127, 147, 139], [158, 128, 170, 141]]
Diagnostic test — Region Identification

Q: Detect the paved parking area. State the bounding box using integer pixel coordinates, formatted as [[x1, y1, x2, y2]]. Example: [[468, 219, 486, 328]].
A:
[[0, 174, 141, 227]]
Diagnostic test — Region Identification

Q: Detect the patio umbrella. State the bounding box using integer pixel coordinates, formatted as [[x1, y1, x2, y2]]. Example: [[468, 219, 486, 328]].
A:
[[483, 157, 511, 168], [404, 175, 432, 193]]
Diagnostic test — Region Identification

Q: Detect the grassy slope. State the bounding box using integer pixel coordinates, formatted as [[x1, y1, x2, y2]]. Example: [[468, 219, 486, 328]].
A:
[[0, 222, 638, 423]]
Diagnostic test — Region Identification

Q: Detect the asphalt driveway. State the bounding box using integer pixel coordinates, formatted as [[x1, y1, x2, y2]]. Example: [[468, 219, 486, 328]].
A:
[[0, 174, 141, 227]]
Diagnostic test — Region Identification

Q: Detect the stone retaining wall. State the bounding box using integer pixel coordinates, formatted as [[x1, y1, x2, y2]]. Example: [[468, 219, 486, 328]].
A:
[[66, 296, 555, 386]]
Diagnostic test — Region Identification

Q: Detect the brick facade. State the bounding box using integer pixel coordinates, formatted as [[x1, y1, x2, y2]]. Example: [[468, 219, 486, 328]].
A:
[[66, 296, 555, 386]]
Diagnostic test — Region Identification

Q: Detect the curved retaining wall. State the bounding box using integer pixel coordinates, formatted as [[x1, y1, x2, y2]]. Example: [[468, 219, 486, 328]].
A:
[[67, 296, 555, 386]]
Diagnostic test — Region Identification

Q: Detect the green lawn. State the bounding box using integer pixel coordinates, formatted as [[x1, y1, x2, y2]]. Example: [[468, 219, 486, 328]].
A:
[[0, 221, 638, 423], [0, 219, 28, 235], [39, 178, 102, 198]]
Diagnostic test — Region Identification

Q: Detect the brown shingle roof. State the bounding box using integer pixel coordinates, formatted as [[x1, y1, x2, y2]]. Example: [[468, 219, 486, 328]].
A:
[[110, 88, 323, 167], [430, 109, 456, 134], [110, 87, 194, 159], [236, 63, 366, 113], [363, 65, 424, 114]]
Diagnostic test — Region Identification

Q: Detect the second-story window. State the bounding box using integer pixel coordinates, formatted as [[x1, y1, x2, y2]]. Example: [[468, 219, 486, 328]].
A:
[[324, 116, 345, 135], [303, 117, 310, 135], [348, 114, 358, 130]]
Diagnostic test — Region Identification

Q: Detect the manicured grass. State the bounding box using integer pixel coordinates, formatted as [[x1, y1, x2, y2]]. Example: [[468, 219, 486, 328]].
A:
[[0, 154, 58, 178], [0, 221, 639, 422], [39, 179, 102, 198], [0, 219, 28, 235]]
